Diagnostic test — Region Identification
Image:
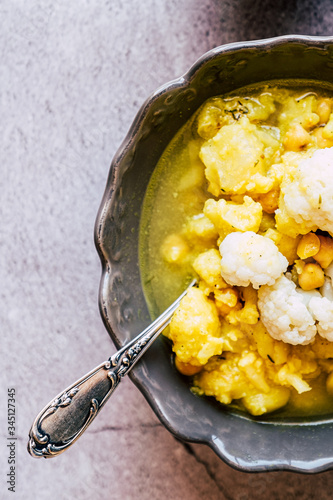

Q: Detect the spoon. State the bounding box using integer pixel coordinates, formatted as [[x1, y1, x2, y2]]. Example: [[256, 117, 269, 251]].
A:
[[27, 279, 196, 458]]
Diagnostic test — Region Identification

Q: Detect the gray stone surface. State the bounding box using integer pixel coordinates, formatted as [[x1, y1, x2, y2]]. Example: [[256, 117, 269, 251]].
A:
[[2, 0, 333, 498]]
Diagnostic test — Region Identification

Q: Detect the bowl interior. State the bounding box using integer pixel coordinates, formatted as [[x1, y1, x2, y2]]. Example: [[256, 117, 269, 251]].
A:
[[95, 36, 333, 472]]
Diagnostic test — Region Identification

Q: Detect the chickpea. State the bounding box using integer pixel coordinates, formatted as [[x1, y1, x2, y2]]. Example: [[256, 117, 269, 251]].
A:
[[160, 234, 189, 264], [312, 127, 333, 148], [301, 112, 320, 130], [294, 259, 305, 275], [175, 357, 202, 376], [283, 123, 311, 151], [296, 232, 320, 259], [253, 188, 280, 214], [313, 234, 333, 268], [317, 98, 332, 124], [322, 113, 333, 139], [298, 262, 325, 291]]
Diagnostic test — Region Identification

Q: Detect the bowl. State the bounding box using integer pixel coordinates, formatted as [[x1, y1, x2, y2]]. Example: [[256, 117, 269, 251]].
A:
[[95, 35, 333, 473]]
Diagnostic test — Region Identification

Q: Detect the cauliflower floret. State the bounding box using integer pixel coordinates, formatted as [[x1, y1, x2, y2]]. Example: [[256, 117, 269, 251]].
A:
[[320, 277, 333, 301], [193, 249, 227, 290], [276, 147, 333, 237], [226, 286, 259, 325], [258, 275, 317, 345], [219, 231, 288, 289], [203, 196, 262, 236], [184, 213, 219, 243], [169, 287, 223, 365], [308, 296, 333, 342]]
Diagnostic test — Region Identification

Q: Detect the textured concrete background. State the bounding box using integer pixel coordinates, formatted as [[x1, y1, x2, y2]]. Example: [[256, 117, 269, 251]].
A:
[[2, 1, 333, 499]]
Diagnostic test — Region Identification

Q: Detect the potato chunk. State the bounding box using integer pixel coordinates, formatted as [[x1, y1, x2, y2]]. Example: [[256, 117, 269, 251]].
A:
[[193, 353, 250, 405], [242, 386, 290, 416], [199, 117, 274, 196]]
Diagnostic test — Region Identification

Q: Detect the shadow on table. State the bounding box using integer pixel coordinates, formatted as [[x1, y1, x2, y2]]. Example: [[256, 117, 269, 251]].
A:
[[216, 0, 332, 45]]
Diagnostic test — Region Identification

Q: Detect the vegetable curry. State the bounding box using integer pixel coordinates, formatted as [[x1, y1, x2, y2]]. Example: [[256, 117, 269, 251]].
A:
[[140, 81, 333, 418]]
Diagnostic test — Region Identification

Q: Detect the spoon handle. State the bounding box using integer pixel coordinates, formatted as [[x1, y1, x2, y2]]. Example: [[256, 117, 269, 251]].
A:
[[27, 280, 195, 458]]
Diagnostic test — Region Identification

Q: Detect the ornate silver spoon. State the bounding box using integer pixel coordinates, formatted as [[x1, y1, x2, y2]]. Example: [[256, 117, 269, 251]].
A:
[[27, 279, 196, 458]]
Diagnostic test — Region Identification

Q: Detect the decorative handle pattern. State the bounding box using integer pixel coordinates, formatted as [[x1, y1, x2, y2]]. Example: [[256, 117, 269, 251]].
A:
[[27, 280, 196, 458]]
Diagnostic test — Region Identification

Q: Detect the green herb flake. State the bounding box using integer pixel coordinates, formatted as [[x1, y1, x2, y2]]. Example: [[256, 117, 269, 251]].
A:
[[224, 101, 249, 121]]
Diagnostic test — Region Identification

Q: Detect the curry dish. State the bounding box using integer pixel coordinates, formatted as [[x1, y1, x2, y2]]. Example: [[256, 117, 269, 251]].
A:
[[140, 81, 333, 417]]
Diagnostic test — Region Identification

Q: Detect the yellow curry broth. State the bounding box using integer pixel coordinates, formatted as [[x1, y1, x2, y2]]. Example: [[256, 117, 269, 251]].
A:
[[139, 81, 333, 418]]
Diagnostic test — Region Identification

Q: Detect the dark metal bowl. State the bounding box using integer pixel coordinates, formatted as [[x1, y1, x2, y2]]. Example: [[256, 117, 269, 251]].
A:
[[95, 35, 333, 473]]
